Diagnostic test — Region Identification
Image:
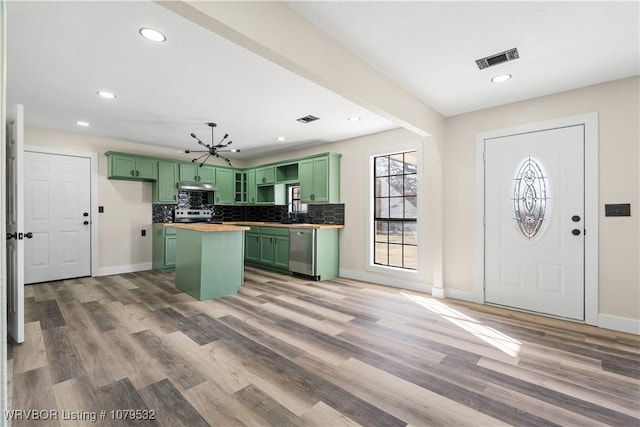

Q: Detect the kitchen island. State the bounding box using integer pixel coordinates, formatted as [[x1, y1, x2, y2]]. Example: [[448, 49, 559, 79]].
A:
[[173, 223, 250, 300]]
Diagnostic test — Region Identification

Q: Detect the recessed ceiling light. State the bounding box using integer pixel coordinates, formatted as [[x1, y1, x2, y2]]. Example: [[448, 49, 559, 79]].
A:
[[97, 90, 116, 99], [491, 74, 512, 83], [139, 27, 166, 42], [276, 136, 287, 142], [76, 120, 90, 127], [348, 116, 361, 121]]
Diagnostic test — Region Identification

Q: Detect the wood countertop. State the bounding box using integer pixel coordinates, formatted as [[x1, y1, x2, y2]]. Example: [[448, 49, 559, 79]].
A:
[[227, 221, 344, 230], [153, 222, 344, 230], [172, 223, 250, 232]]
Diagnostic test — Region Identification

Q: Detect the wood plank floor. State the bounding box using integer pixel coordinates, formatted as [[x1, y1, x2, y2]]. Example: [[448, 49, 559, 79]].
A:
[[8, 268, 640, 426]]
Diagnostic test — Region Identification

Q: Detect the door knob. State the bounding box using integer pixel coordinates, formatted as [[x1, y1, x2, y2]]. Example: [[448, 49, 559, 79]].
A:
[[6, 232, 17, 240], [571, 229, 581, 236], [571, 215, 581, 222], [24, 232, 33, 239], [83, 212, 89, 217], [83, 220, 89, 225]]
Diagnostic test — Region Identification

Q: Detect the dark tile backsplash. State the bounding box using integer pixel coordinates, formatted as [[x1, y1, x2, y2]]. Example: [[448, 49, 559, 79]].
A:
[[153, 191, 344, 225]]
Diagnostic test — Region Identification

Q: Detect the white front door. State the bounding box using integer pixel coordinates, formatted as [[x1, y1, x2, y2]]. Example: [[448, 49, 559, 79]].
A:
[[24, 151, 91, 284], [6, 104, 25, 343], [484, 125, 585, 320]]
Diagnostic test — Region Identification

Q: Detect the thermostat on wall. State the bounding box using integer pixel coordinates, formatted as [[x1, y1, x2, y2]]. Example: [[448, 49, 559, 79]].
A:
[[604, 203, 631, 217]]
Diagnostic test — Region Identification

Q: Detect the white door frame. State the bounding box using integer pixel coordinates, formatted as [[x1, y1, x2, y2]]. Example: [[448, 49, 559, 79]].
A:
[[24, 145, 99, 278], [475, 113, 599, 325]]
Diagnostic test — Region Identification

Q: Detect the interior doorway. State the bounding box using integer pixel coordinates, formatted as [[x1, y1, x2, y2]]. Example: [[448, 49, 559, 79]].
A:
[[23, 146, 98, 283]]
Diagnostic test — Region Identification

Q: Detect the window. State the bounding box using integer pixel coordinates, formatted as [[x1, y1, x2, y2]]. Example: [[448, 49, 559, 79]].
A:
[[288, 185, 307, 213], [373, 151, 417, 270]]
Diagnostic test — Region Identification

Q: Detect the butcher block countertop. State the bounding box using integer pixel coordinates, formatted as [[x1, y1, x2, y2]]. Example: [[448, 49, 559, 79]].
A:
[[153, 222, 344, 230], [227, 221, 344, 230], [172, 223, 250, 232]]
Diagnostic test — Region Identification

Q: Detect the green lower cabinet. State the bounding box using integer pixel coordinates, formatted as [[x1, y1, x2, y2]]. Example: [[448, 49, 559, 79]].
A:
[[245, 231, 260, 263], [152, 225, 176, 273], [244, 226, 290, 273], [273, 235, 290, 269]]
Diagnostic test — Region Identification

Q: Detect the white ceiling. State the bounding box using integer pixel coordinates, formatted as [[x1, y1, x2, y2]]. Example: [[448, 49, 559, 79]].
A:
[[7, 1, 639, 160]]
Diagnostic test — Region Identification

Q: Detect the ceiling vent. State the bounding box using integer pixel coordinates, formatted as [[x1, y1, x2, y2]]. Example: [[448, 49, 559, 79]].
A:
[[297, 115, 320, 124], [476, 48, 519, 70]]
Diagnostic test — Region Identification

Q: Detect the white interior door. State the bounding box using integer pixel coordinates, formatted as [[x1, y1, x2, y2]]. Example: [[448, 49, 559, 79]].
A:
[[6, 104, 24, 343], [24, 152, 91, 284], [484, 125, 585, 320]]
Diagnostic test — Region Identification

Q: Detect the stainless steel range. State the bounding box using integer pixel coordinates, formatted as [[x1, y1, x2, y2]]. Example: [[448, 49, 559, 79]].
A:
[[174, 208, 221, 224]]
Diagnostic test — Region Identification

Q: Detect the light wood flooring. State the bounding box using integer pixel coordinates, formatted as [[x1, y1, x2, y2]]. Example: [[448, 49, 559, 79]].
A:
[[7, 268, 640, 426]]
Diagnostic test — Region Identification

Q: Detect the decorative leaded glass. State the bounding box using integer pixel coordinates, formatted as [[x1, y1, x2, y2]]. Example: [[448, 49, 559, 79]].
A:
[[511, 156, 551, 239]]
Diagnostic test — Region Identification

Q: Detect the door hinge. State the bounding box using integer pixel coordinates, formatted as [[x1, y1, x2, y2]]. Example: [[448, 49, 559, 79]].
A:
[[482, 151, 486, 163]]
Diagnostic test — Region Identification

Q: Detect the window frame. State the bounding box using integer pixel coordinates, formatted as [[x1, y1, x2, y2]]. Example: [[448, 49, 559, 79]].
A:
[[368, 146, 423, 276]]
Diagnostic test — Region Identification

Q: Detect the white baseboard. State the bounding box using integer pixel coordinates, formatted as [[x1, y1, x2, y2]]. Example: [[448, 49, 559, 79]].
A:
[[339, 268, 432, 294], [598, 313, 640, 335], [444, 287, 484, 304], [96, 262, 152, 277], [431, 287, 445, 299]]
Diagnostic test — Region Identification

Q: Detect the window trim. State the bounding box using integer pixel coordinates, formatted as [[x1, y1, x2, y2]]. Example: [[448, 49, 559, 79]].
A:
[[366, 143, 423, 278]]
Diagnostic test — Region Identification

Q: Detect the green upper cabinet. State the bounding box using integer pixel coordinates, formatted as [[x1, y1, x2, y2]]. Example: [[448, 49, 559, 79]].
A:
[[107, 152, 157, 181], [179, 163, 215, 183], [153, 161, 178, 204], [255, 166, 275, 185], [234, 171, 246, 204], [246, 169, 256, 205], [214, 168, 235, 205], [299, 154, 341, 203]]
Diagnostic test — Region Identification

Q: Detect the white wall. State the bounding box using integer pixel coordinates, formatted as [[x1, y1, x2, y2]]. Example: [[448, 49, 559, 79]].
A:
[[444, 76, 640, 323]]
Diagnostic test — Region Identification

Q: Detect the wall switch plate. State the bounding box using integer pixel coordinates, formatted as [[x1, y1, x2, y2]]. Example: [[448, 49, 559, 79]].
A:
[[605, 203, 631, 217], [98, 206, 104, 213], [141, 229, 146, 237]]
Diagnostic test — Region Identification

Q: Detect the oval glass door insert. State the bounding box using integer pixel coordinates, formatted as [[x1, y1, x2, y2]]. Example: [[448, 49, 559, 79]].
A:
[[511, 156, 551, 239]]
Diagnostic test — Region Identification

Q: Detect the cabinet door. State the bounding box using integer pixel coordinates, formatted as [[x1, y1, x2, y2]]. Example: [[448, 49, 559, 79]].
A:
[[198, 166, 216, 184], [155, 162, 178, 203], [273, 236, 290, 269], [179, 164, 199, 181], [135, 158, 157, 180], [259, 235, 275, 264], [298, 159, 314, 202], [311, 157, 329, 202], [214, 168, 235, 204], [165, 236, 176, 267], [245, 232, 261, 262], [256, 166, 275, 185], [246, 169, 256, 204], [111, 155, 137, 178]]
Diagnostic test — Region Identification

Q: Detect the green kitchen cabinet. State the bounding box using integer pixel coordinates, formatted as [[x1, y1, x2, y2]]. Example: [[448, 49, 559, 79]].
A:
[[245, 229, 261, 263], [259, 234, 275, 265], [153, 161, 178, 203], [245, 226, 290, 273], [234, 171, 246, 204], [246, 169, 256, 205], [107, 152, 157, 181], [179, 163, 215, 183], [273, 235, 290, 269], [255, 166, 275, 185], [152, 225, 176, 273], [214, 168, 235, 205], [299, 154, 340, 203]]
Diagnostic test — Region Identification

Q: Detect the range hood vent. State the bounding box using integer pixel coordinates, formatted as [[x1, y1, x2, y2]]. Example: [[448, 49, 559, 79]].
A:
[[178, 181, 217, 192], [476, 48, 519, 70]]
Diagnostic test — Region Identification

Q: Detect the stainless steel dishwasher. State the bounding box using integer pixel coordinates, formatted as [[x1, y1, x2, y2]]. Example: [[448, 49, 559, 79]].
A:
[[289, 228, 317, 279]]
